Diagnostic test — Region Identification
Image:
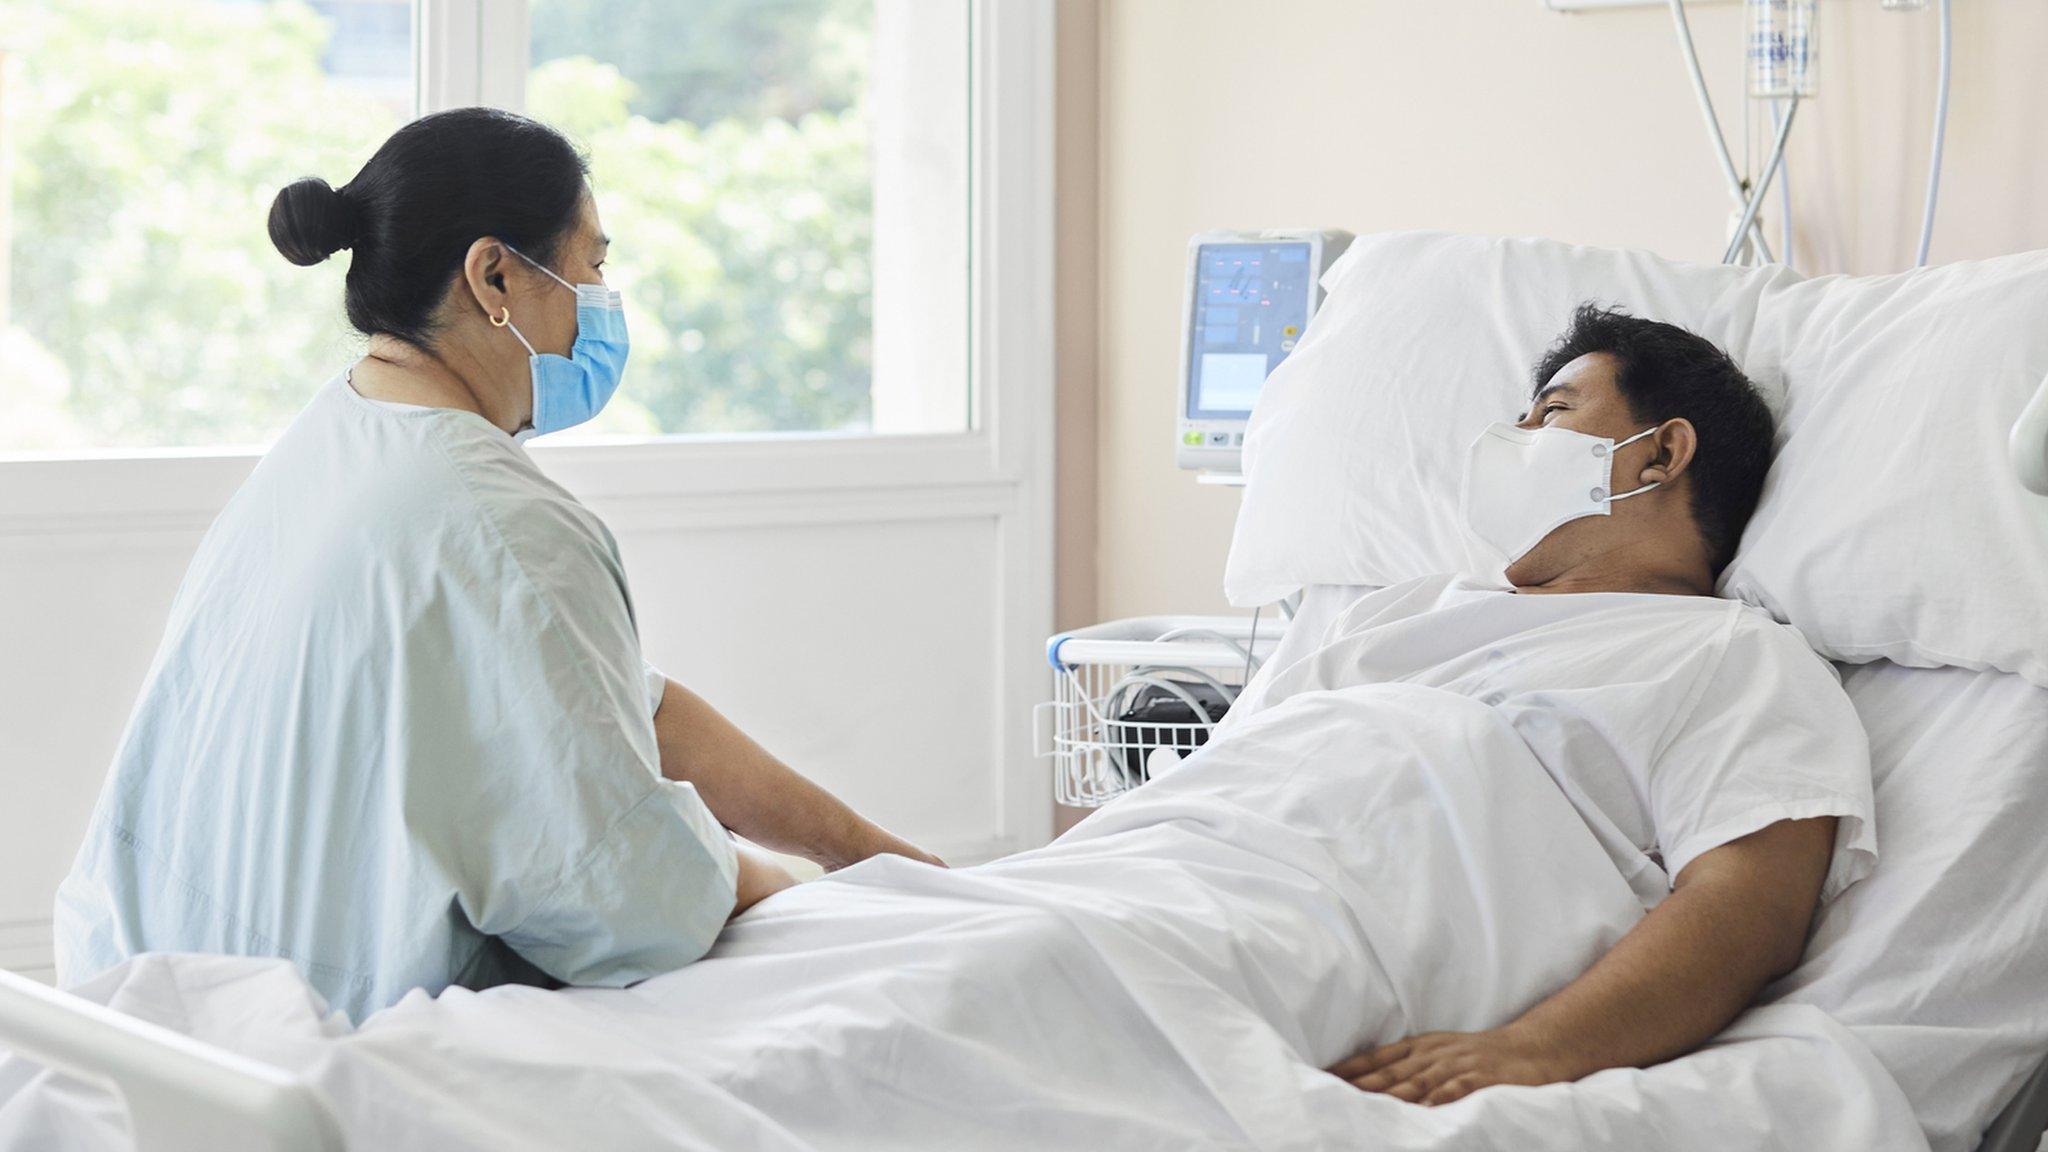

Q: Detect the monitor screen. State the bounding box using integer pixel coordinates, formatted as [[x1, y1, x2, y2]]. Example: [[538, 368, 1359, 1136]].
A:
[[1185, 241, 1313, 420]]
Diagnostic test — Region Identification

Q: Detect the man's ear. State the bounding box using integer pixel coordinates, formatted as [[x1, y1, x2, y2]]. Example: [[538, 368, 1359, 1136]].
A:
[[461, 237, 511, 322], [1640, 418, 1698, 487]]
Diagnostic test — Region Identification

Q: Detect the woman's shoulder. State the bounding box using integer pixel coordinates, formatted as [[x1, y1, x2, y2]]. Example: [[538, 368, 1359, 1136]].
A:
[[259, 378, 628, 595], [429, 424, 622, 565], [411, 433, 638, 641]]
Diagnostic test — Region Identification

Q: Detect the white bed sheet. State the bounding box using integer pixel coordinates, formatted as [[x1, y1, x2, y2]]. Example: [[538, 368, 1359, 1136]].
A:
[[1267, 586, 2048, 1152], [1, 591, 2035, 1152], [0, 672, 1929, 1152], [1775, 659, 2048, 1152]]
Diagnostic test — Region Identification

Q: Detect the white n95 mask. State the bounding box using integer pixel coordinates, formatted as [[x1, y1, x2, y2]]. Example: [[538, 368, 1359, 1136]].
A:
[[1459, 421, 1663, 570]]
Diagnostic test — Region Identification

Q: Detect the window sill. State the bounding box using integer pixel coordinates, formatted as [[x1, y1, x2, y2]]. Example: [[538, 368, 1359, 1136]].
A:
[[0, 429, 1016, 539]]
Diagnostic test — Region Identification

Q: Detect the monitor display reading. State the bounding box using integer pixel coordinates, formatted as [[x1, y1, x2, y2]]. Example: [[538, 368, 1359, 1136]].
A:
[[1185, 241, 1313, 420]]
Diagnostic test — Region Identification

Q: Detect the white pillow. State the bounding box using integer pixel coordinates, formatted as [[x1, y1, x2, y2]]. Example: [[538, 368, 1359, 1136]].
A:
[[1224, 230, 2048, 688], [1779, 660, 2048, 1152], [1724, 255, 2048, 684]]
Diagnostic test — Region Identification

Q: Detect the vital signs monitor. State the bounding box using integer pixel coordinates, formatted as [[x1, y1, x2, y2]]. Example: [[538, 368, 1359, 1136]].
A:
[[1176, 229, 1353, 475]]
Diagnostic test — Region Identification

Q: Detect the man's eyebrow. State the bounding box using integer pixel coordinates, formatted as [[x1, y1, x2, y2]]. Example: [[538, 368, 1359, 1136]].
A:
[[1532, 381, 1579, 403]]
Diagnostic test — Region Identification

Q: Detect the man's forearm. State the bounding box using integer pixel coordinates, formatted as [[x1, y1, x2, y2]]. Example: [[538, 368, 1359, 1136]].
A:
[[1503, 871, 1802, 1079], [652, 677, 936, 870], [1331, 817, 1835, 1105]]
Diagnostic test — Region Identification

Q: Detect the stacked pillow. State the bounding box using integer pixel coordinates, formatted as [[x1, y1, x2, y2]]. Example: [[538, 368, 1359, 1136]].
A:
[[1224, 231, 2048, 688]]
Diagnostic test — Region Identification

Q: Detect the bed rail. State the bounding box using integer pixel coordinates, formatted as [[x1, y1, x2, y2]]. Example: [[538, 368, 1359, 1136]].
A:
[[7, 950, 2038, 1152], [2012, 372, 2048, 496], [0, 968, 344, 1151]]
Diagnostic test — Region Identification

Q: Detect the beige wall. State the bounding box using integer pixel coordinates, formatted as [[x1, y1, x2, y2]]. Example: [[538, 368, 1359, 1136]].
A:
[[1055, 0, 1100, 633], [1074, 0, 2048, 621]]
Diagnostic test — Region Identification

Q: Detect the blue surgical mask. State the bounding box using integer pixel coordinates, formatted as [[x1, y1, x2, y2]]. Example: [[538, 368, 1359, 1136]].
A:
[[494, 244, 628, 437]]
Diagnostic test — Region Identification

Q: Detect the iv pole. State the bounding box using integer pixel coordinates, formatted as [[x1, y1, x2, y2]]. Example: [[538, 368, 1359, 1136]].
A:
[[1666, 0, 1781, 265], [1663, 0, 1952, 271]]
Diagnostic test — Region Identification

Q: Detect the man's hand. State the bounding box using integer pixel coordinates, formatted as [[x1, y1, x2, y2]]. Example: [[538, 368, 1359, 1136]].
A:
[[1329, 818, 1837, 1106], [1327, 1026, 1566, 1106]]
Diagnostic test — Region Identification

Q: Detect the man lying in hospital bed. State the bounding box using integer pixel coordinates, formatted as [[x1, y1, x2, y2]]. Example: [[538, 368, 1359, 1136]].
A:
[[1240, 301, 1873, 1104], [0, 301, 1888, 1152]]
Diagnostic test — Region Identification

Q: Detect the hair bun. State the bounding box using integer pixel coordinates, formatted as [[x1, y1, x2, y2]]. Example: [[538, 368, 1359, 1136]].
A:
[[268, 176, 359, 266]]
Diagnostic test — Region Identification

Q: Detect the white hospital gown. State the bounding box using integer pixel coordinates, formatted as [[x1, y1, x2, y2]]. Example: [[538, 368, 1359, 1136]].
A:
[[1225, 574, 1876, 908], [54, 375, 738, 1023]]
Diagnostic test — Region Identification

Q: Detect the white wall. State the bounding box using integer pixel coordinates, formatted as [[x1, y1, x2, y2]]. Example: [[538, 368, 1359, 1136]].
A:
[[0, 2, 1058, 982], [1091, 0, 2048, 620], [0, 445, 1047, 983]]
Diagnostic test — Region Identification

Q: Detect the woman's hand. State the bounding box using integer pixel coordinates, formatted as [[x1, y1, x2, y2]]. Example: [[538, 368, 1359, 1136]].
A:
[[653, 678, 946, 873], [823, 821, 946, 871], [1326, 1026, 1568, 1106], [729, 842, 799, 918]]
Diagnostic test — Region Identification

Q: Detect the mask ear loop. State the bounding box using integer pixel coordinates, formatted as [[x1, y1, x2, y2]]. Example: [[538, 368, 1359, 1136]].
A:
[[503, 242, 578, 293], [491, 305, 539, 357], [1607, 424, 1666, 502]]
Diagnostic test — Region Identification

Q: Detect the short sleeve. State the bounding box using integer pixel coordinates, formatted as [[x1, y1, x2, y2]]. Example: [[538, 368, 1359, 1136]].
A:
[[1650, 611, 1877, 904], [642, 660, 668, 718], [500, 782, 738, 986], [434, 445, 741, 986]]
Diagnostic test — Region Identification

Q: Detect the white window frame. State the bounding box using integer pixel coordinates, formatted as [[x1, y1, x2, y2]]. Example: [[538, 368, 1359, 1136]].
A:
[[0, 0, 1055, 856], [3, 0, 1051, 518]]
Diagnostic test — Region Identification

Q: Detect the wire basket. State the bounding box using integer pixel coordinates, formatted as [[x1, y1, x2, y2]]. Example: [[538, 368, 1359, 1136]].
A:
[[1035, 615, 1285, 808]]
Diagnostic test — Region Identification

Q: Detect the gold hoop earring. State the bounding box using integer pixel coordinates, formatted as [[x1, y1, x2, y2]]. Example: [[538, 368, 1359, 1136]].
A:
[[490, 306, 511, 328]]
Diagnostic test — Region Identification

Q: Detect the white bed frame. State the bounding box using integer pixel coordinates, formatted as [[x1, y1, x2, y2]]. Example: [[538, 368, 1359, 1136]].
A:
[[4, 377, 2046, 1149], [0, 968, 343, 1150], [3, 951, 2043, 1152]]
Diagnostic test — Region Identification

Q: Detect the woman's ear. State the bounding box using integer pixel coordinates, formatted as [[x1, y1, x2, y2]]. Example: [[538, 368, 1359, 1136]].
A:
[[461, 237, 511, 322], [1642, 418, 1699, 486]]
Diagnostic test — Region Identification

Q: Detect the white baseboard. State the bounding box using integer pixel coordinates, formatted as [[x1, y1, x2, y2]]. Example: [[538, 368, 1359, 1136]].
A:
[[0, 918, 54, 984]]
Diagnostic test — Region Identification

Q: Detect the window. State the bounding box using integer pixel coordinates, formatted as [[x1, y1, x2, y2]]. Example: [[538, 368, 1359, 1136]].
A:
[[526, 0, 972, 438], [0, 0, 971, 454], [0, 0, 416, 453]]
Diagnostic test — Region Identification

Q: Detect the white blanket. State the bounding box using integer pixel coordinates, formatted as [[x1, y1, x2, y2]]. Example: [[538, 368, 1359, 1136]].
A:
[[0, 684, 1928, 1151]]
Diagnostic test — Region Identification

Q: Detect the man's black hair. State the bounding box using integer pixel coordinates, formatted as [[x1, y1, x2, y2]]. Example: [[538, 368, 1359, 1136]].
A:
[[1530, 304, 1776, 575]]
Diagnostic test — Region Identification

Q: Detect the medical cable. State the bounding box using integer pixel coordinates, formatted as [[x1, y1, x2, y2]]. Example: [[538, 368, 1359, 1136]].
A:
[[1773, 99, 1793, 264], [1722, 94, 1798, 264], [1099, 668, 1231, 787], [1244, 606, 1262, 689], [1914, 0, 1951, 267], [1102, 666, 1237, 718], [1668, 0, 1776, 265], [1150, 626, 1261, 675]]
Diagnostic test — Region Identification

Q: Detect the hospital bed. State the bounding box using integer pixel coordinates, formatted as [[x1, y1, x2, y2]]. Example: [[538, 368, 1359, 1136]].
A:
[[3, 232, 2047, 1152]]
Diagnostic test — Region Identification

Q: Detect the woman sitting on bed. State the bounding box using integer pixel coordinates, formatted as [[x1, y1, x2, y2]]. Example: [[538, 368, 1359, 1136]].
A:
[[52, 109, 942, 1025]]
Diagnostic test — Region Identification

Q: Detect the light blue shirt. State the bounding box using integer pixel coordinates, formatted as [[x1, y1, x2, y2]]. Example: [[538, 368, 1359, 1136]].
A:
[[54, 376, 738, 1023]]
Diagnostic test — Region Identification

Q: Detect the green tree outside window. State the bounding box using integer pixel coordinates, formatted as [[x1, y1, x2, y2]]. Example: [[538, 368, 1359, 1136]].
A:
[[0, 0, 883, 451]]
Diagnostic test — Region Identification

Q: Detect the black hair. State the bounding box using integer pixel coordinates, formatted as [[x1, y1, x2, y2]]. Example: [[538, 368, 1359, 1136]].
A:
[[1530, 303, 1775, 575], [267, 107, 589, 347]]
